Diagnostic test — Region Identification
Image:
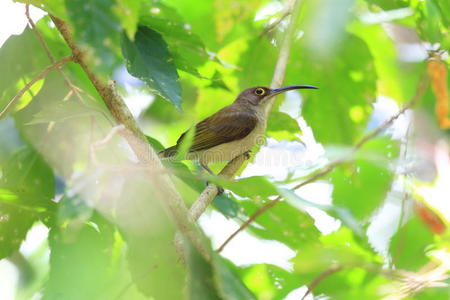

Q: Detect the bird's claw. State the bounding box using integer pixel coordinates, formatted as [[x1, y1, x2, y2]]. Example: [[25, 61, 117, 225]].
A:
[[243, 150, 252, 160], [206, 182, 224, 195], [216, 186, 224, 195]]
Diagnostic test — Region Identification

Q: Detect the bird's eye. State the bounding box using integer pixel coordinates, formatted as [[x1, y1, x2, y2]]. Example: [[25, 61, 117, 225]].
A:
[[254, 88, 265, 96]]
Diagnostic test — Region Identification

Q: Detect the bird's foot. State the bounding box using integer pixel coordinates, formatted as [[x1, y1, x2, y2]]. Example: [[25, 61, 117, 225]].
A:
[[206, 182, 224, 195], [243, 150, 252, 160]]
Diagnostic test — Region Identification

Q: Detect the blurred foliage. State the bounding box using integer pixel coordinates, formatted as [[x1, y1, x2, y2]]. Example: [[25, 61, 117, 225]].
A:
[[1, 0, 450, 299]]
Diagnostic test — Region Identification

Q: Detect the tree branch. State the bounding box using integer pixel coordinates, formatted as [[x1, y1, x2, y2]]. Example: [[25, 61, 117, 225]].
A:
[[216, 75, 430, 252], [0, 55, 73, 118], [301, 265, 343, 300], [188, 0, 302, 224], [49, 16, 211, 262], [189, 154, 247, 221]]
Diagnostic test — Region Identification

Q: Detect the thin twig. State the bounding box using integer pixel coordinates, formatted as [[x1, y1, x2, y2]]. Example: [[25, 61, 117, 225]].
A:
[[354, 77, 429, 150], [25, 5, 54, 60], [301, 265, 343, 300], [25, 5, 86, 104], [259, 10, 292, 38], [188, 0, 303, 225], [269, 0, 302, 90], [216, 196, 280, 253], [216, 75, 430, 252], [49, 16, 210, 262], [0, 55, 73, 118]]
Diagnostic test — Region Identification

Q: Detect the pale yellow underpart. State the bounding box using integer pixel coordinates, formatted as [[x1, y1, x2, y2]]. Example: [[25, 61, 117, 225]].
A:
[[190, 101, 269, 165]]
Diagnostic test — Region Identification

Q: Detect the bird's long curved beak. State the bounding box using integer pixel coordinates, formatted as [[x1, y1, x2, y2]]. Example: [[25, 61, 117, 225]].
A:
[[270, 85, 318, 96]]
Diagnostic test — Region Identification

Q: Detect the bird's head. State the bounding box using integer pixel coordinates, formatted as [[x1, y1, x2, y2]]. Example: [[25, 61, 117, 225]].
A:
[[236, 85, 318, 106]]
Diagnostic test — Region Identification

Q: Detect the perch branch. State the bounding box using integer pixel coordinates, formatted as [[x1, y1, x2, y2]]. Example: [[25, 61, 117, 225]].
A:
[[0, 55, 73, 118], [49, 16, 210, 262], [188, 0, 302, 223], [216, 75, 430, 252]]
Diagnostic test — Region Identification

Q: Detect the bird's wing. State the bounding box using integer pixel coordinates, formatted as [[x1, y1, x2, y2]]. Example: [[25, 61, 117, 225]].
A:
[[177, 105, 258, 152]]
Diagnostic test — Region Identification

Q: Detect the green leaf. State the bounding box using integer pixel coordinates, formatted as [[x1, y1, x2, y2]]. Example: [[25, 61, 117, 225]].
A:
[[65, 0, 122, 71], [364, 0, 409, 10], [113, 0, 141, 39], [389, 217, 435, 271], [56, 194, 93, 226], [186, 243, 222, 300], [0, 146, 54, 259], [267, 111, 302, 141], [290, 227, 384, 299], [0, 118, 23, 160], [208, 70, 231, 91], [212, 255, 258, 300], [44, 214, 116, 300], [145, 135, 165, 152], [238, 38, 277, 89], [0, 147, 54, 209], [139, 2, 209, 76], [165, 161, 205, 192], [121, 26, 182, 109], [145, 95, 183, 122], [432, 0, 450, 28], [0, 28, 48, 117], [293, 227, 379, 273], [185, 243, 256, 300], [331, 161, 392, 220], [116, 175, 185, 299], [348, 23, 420, 103], [15, 0, 67, 19], [290, 33, 376, 145], [331, 138, 397, 220], [163, 0, 217, 50], [213, 194, 240, 219], [239, 264, 306, 300], [27, 100, 100, 125], [240, 200, 320, 249], [213, 0, 261, 43], [415, 285, 450, 300], [416, 0, 444, 44], [279, 188, 363, 236], [214, 176, 279, 198], [175, 127, 195, 160]]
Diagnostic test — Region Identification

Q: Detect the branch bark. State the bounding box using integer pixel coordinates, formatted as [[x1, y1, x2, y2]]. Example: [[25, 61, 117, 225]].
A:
[[0, 55, 73, 118], [217, 75, 430, 252], [49, 16, 211, 262], [188, 0, 302, 223]]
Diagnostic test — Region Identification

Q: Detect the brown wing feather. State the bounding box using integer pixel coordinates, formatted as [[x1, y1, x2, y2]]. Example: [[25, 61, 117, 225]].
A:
[[176, 105, 258, 152]]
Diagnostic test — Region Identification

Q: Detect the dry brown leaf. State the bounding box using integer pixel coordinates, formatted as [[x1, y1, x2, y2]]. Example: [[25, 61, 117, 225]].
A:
[[427, 53, 450, 129]]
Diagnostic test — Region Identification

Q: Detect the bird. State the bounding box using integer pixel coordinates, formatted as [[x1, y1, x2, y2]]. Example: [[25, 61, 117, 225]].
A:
[[159, 85, 318, 176]]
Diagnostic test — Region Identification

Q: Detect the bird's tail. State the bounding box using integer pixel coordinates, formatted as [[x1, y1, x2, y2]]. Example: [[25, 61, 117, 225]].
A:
[[158, 146, 178, 160]]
